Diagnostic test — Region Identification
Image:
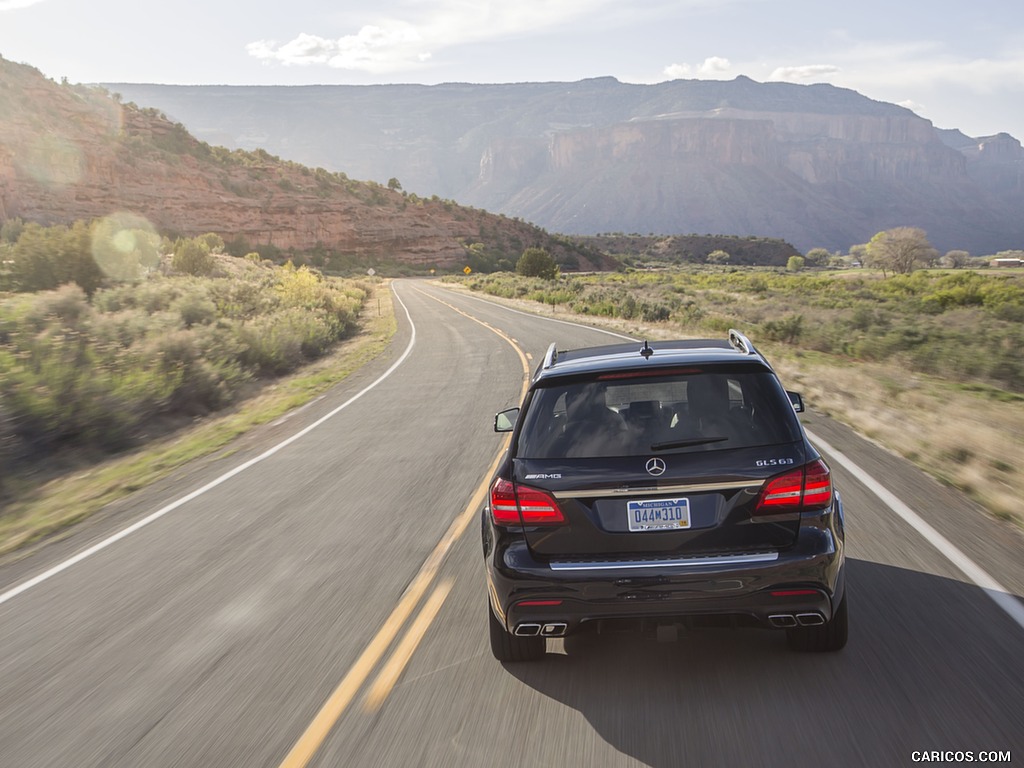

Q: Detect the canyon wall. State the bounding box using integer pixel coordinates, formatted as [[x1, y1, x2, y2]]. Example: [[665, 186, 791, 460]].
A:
[[104, 76, 1024, 254]]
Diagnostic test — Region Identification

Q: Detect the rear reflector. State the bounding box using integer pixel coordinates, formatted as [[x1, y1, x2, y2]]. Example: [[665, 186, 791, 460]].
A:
[[771, 589, 821, 597], [490, 478, 566, 526], [516, 600, 564, 607], [755, 459, 833, 514]]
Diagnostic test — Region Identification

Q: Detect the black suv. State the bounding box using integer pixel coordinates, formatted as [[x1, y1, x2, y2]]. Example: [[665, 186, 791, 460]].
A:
[[482, 331, 846, 661]]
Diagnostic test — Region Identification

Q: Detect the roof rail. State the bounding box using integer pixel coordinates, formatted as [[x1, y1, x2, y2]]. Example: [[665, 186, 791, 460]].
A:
[[728, 329, 756, 355], [542, 342, 558, 369]]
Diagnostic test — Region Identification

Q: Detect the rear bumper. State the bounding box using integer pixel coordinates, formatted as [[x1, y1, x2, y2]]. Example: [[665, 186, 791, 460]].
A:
[[485, 508, 844, 636]]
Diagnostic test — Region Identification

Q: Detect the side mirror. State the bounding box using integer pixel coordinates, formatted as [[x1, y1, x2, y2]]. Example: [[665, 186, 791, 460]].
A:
[[494, 408, 519, 433], [787, 391, 805, 413]]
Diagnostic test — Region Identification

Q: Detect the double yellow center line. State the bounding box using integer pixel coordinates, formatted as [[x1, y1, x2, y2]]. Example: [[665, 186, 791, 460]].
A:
[[278, 286, 530, 768]]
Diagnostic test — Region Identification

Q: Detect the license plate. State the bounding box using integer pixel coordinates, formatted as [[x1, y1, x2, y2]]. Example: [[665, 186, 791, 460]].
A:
[[627, 498, 691, 531]]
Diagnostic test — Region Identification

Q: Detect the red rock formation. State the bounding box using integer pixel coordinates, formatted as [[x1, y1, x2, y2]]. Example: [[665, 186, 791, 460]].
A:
[[0, 58, 613, 271]]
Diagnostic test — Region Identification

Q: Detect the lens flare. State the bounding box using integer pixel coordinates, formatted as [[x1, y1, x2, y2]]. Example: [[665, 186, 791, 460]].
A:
[[91, 212, 161, 281]]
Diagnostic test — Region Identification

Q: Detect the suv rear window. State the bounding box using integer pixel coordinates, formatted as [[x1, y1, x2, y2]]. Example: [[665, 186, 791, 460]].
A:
[[516, 369, 800, 459]]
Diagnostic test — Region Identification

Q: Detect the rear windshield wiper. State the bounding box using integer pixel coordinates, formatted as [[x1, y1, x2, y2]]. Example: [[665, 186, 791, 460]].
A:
[[650, 436, 729, 451]]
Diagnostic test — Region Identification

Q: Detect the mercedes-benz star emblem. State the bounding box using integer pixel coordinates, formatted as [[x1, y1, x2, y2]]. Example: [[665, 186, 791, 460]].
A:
[[645, 458, 666, 476]]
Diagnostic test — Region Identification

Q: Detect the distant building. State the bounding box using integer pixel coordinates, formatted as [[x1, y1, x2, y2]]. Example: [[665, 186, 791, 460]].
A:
[[992, 258, 1023, 267]]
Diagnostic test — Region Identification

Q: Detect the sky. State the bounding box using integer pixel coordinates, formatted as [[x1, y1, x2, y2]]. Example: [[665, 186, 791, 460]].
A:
[[1, 0, 1023, 141]]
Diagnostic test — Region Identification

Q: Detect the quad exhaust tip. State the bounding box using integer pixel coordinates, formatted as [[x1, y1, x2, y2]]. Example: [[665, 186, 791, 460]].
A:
[[514, 622, 567, 637], [796, 612, 825, 626], [769, 613, 825, 628]]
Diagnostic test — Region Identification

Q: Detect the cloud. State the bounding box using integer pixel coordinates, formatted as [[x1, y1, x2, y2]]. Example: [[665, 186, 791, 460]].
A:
[[0, 0, 46, 9], [248, 0, 615, 73], [663, 63, 691, 78], [663, 57, 731, 80], [769, 64, 841, 82], [699, 56, 731, 74], [248, 25, 424, 71]]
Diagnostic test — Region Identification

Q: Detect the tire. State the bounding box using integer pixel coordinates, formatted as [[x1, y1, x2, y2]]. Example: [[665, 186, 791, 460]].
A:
[[787, 592, 848, 652], [488, 603, 545, 662]]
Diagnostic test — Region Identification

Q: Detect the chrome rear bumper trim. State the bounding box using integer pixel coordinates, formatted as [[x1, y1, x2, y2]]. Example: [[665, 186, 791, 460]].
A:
[[552, 481, 759, 499], [549, 551, 779, 572]]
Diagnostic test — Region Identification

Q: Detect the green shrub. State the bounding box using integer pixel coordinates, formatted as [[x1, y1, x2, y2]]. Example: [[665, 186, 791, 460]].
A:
[[237, 309, 333, 375], [9, 220, 103, 294], [0, 260, 368, 465], [173, 290, 217, 328], [639, 301, 671, 322], [516, 248, 559, 280], [761, 314, 804, 343], [172, 238, 214, 276]]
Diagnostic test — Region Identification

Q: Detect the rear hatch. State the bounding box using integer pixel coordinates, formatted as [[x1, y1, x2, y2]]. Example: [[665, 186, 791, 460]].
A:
[[511, 365, 807, 560]]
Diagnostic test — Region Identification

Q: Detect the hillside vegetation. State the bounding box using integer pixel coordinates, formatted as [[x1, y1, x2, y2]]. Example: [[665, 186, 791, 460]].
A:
[[571, 234, 802, 267], [450, 267, 1024, 526], [0, 56, 614, 276], [460, 268, 1023, 391]]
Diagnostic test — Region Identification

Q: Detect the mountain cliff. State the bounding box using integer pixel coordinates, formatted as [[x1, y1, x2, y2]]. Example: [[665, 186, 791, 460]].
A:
[[104, 76, 1024, 254], [0, 57, 613, 272]]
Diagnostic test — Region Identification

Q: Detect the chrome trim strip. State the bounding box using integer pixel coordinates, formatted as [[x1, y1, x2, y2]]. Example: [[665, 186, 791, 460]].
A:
[[549, 551, 779, 571], [552, 481, 759, 499]]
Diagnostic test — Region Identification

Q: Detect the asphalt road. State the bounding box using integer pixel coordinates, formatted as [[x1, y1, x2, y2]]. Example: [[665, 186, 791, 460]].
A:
[[1, 279, 1022, 768]]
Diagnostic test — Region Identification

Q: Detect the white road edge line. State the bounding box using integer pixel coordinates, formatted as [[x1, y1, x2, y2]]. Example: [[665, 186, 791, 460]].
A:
[[441, 286, 635, 341], [807, 428, 1024, 632], [0, 284, 417, 608], [444, 285, 1024, 633]]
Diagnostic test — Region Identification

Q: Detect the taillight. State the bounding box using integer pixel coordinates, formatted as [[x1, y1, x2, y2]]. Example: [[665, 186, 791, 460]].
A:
[[757, 468, 804, 511], [802, 460, 833, 509], [755, 459, 833, 514], [489, 478, 565, 525]]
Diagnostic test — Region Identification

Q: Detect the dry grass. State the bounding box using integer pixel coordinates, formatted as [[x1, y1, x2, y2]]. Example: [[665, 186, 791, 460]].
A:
[[770, 354, 1022, 523]]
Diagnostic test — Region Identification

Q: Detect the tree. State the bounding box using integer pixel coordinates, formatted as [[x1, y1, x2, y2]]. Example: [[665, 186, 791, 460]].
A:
[[942, 250, 970, 269], [706, 249, 730, 265], [1, 217, 24, 244], [849, 243, 868, 267], [10, 221, 103, 294], [804, 248, 831, 267], [516, 248, 559, 280], [64, 220, 104, 295], [11, 222, 59, 291], [787, 255, 805, 272], [387, 177, 403, 192], [866, 227, 938, 275]]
